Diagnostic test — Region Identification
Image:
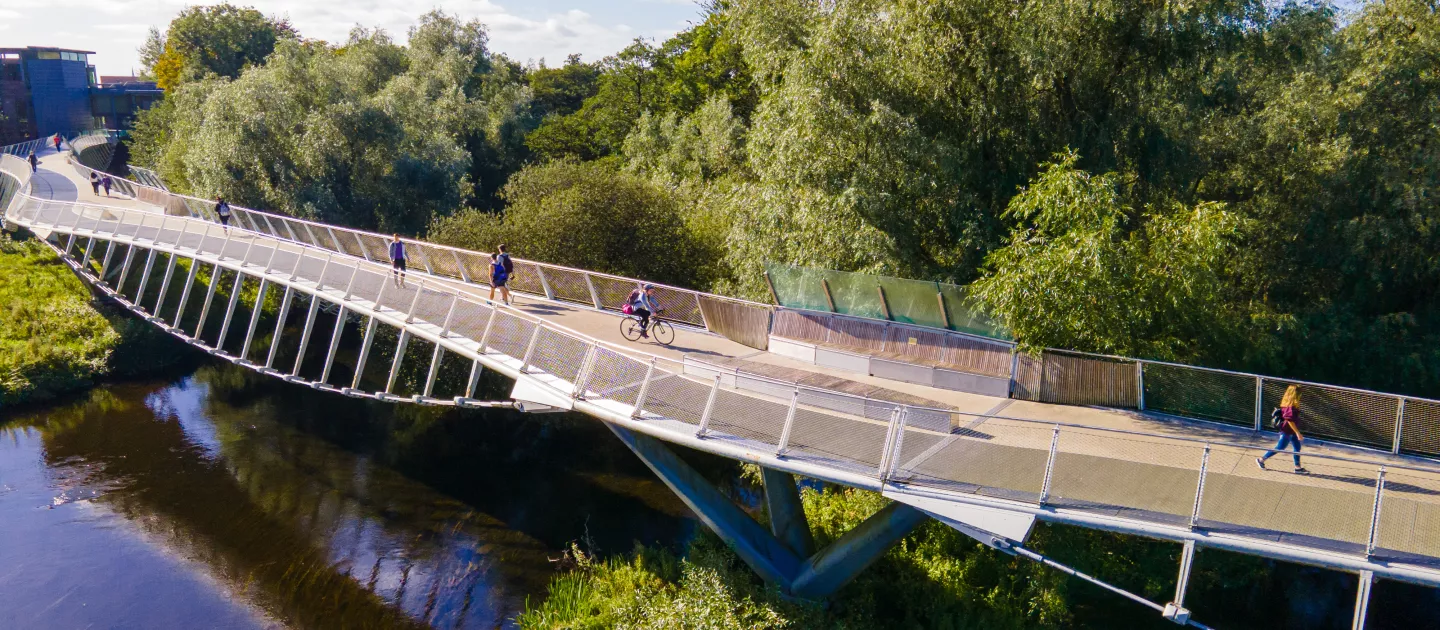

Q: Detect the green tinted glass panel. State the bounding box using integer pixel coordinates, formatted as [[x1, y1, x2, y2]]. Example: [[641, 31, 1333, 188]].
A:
[[939, 284, 1010, 340], [765, 263, 830, 312], [823, 269, 887, 320], [877, 276, 945, 328]]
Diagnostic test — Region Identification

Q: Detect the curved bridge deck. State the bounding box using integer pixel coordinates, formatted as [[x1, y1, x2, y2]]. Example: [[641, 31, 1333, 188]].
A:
[[5, 143, 1440, 618]]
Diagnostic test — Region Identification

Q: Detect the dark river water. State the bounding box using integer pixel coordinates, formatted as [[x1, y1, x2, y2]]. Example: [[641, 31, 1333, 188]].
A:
[[0, 363, 697, 629]]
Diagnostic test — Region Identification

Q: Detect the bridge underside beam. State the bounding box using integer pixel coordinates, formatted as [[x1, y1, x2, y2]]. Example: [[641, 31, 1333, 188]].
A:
[[606, 424, 925, 598]]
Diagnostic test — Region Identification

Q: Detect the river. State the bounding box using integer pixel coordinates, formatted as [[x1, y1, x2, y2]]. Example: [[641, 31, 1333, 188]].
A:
[[0, 363, 697, 629]]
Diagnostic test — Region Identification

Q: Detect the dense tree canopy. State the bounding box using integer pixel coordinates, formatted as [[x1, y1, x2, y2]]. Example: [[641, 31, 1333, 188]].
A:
[[129, 0, 1440, 396], [140, 4, 296, 90]]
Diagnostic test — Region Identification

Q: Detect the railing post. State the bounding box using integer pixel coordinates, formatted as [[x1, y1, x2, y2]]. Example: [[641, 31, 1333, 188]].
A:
[[631, 359, 657, 418], [1366, 467, 1386, 558], [265, 287, 294, 369], [1136, 360, 1145, 411], [584, 273, 603, 310], [453, 250, 471, 283], [936, 291, 951, 330], [763, 270, 780, 305], [439, 294, 458, 337], [879, 406, 910, 480], [319, 306, 349, 384], [775, 389, 801, 457], [571, 345, 599, 399], [1254, 376, 1264, 431], [519, 326, 542, 373], [350, 317, 379, 389], [353, 232, 372, 261], [341, 264, 361, 300], [325, 226, 344, 253], [1392, 398, 1406, 455], [1189, 445, 1211, 530], [1039, 426, 1061, 505], [536, 267, 556, 300], [821, 278, 836, 312], [876, 285, 891, 320], [404, 279, 426, 324], [695, 375, 723, 437], [478, 308, 499, 354]]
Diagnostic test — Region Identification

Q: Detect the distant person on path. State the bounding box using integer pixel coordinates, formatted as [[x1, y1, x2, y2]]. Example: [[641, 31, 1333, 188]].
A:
[[389, 234, 407, 287], [27, 151, 36, 172], [101, 174, 112, 196], [626, 284, 661, 338], [1257, 385, 1308, 474], [52, 134, 61, 152], [489, 246, 512, 305], [89, 171, 100, 195], [215, 197, 232, 231]]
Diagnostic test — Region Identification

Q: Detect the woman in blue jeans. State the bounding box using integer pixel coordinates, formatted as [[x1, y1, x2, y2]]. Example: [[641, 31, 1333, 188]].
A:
[[1257, 385, 1309, 474]]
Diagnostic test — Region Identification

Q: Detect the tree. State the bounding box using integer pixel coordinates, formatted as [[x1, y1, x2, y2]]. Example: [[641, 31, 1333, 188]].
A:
[[147, 4, 296, 88], [429, 159, 721, 288]]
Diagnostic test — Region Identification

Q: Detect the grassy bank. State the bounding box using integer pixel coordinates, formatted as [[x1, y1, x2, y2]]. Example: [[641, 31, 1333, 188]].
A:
[[0, 231, 189, 407]]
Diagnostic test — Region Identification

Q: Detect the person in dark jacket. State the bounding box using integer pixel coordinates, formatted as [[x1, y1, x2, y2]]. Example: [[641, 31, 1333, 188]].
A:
[[52, 134, 62, 153], [215, 197, 232, 231], [28, 151, 37, 172], [101, 174, 113, 197], [1257, 385, 1308, 474], [389, 234, 407, 287], [89, 171, 100, 195]]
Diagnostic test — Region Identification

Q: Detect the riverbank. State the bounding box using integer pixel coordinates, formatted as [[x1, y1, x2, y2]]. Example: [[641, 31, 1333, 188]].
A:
[[0, 230, 193, 407]]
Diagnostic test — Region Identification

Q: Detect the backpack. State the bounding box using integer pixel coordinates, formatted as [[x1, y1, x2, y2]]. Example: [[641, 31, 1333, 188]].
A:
[[499, 253, 513, 274], [1269, 407, 1285, 430]]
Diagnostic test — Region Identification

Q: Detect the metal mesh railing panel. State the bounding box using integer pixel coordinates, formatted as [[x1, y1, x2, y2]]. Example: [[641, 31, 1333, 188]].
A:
[[1261, 380, 1397, 450], [356, 233, 391, 262], [448, 299, 493, 342], [582, 349, 649, 407], [540, 267, 596, 305], [457, 251, 493, 286], [528, 327, 589, 384], [892, 420, 1053, 503], [784, 407, 889, 473], [1048, 432, 1202, 525], [1399, 398, 1440, 457], [703, 388, 791, 448], [1143, 363, 1256, 428], [327, 227, 365, 259], [590, 274, 640, 311], [506, 260, 546, 295], [639, 370, 711, 426], [1375, 471, 1440, 559], [486, 312, 537, 360], [649, 286, 703, 327], [418, 244, 462, 280], [410, 284, 455, 327], [1198, 446, 1378, 547], [346, 268, 388, 306]]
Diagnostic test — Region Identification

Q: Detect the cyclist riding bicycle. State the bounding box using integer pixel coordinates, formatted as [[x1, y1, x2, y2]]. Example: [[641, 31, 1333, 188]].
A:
[[626, 285, 661, 338]]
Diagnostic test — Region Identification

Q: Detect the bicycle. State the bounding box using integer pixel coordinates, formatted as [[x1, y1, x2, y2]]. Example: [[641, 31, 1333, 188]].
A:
[[620, 310, 675, 345]]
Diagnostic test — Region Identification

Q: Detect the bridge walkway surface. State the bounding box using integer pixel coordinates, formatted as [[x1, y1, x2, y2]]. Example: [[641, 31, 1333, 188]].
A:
[[5, 138, 1440, 625]]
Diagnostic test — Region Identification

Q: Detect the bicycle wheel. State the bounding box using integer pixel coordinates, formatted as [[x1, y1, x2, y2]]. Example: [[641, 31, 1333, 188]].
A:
[[651, 320, 675, 346], [620, 317, 644, 342]]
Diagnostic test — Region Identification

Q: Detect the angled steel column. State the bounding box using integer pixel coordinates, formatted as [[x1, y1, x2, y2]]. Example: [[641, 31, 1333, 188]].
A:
[[81, 235, 95, 270], [266, 287, 295, 369], [606, 424, 802, 586], [422, 343, 444, 398], [291, 296, 322, 376], [133, 248, 158, 306], [1171, 540, 1197, 613], [215, 272, 246, 350], [153, 252, 178, 316], [173, 258, 201, 330], [351, 317, 379, 389], [762, 467, 815, 557], [464, 360, 483, 398], [385, 331, 412, 394], [115, 246, 138, 296], [787, 500, 926, 599], [1353, 570, 1374, 630], [239, 280, 270, 361], [320, 306, 350, 384], [194, 264, 222, 341], [98, 239, 117, 282]]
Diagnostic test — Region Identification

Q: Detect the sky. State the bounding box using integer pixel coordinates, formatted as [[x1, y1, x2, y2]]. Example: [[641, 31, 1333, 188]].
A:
[[0, 0, 708, 77]]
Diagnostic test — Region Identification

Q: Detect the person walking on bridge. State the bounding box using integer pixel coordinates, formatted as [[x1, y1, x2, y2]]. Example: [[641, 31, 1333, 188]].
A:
[[101, 174, 113, 197], [215, 197, 232, 231], [389, 234, 408, 288], [1257, 385, 1309, 474], [52, 134, 61, 153], [27, 151, 37, 173], [89, 171, 100, 195], [488, 244, 513, 305]]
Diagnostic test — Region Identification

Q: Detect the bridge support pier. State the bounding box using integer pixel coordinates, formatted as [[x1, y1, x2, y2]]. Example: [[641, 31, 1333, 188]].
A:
[[1353, 570, 1374, 630], [607, 424, 925, 598], [762, 467, 815, 557]]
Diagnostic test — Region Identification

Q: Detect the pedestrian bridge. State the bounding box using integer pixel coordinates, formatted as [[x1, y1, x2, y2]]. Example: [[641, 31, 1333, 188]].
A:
[[4, 137, 1439, 629]]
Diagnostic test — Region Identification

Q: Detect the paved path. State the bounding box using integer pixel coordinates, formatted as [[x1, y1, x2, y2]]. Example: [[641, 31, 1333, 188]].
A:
[[18, 146, 1440, 579]]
